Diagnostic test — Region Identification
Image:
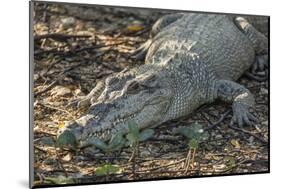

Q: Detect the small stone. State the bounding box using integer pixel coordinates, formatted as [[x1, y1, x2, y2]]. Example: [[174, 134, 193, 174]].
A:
[[74, 88, 84, 96], [51, 86, 72, 97], [34, 74, 39, 81], [62, 153, 72, 162], [140, 150, 151, 157], [249, 136, 255, 144], [61, 17, 76, 28], [215, 134, 223, 140]]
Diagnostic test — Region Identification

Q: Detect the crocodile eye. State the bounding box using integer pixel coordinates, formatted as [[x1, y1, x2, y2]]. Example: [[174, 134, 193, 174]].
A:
[[127, 81, 141, 93]]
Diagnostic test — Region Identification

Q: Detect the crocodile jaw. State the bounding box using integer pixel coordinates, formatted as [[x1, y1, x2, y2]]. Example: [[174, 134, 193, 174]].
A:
[[57, 66, 174, 149]]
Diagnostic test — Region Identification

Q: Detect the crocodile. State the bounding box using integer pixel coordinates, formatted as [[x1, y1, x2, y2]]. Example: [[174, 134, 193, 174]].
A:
[[57, 13, 268, 150]]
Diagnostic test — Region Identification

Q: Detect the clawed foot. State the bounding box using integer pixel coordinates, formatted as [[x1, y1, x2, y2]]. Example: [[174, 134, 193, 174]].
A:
[[230, 102, 258, 127], [251, 55, 268, 73], [246, 55, 268, 82]]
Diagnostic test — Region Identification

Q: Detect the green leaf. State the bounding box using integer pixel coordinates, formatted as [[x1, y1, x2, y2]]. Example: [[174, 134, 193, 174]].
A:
[[80, 133, 125, 152], [56, 130, 77, 149], [107, 133, 125, 151], [39, 136, 55, 146], [176, 127, 192, 139], [139, 129, 154, 141], [128, 120, 139, 137], [44, 176, 75, 184], [95, 164, 120, 176], [188, 138, 199, 149], [126, 133, 138, 145], [176, 122, 205, 141], [81, 136, 109, 151], [190, 122, 204, 140], [224, 156, 236, 167]]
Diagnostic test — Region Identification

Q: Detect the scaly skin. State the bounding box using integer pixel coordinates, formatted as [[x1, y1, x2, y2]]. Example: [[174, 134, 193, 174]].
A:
[[57, 13, 268, 150]]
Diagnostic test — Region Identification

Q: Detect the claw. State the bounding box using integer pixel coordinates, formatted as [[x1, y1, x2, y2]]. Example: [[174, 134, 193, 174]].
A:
[[237, 115, 243, 127], [251, 55, 268, 74], [242, 113, 252, 126], [231, 102, 258, 127], [247, 112, 258, 123]]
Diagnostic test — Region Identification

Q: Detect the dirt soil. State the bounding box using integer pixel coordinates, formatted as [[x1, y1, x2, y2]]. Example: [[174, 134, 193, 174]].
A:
[[32, 2, 269, 187]]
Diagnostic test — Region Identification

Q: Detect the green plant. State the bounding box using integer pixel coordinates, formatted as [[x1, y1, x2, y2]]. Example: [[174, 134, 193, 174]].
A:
[[126, 120, 154, 146], [176, 122, 209, 173], [43, 175, 76, 185], [81, 132, 126, 152], [125, 120, 154, 178], [95, 164, 121, 176]]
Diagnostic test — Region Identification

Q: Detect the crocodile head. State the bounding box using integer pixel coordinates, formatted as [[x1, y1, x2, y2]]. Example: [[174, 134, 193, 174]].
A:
[[57, 65, 174, 150]]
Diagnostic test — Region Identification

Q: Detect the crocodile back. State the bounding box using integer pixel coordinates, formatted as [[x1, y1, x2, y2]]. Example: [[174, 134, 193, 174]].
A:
[[145, 13, 257, 81]]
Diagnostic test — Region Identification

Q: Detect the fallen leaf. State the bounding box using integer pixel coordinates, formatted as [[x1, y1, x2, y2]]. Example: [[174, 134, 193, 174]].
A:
[[230, 139, 241, 149], [127, 25, 144, 32]]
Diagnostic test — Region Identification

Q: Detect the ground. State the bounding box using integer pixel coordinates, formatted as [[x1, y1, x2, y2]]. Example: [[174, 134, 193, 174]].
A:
[[32, 2, 269, 187]]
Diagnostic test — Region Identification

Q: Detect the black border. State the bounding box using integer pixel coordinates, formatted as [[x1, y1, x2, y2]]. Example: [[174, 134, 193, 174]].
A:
[[29, 1, 270, 188]]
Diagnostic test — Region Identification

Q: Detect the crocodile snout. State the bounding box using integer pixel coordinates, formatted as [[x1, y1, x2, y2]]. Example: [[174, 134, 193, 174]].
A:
[[56, 121, 82, 149]]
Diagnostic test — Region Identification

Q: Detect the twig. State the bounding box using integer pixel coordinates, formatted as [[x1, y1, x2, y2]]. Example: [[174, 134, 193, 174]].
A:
[[37, 101, 75, 119], [183, 149, 191, 169], [130, 27, 150, 36], [34, 33, 92, 42], [48, 169, 77, 174], [35, 172, 44, 185], [34, 62, 83, 97], [34, 145, 48, 153], [229, 125, 268, 144], [33, 129, 57, 137], [55, 149, 68, 177], [34, 80, 58, 97], [129, 142, 139, 179], [184, 148, 197, 174], [204, 109, 232, 131], [35, 41, 126, 57], [140, 158, 186, 172]]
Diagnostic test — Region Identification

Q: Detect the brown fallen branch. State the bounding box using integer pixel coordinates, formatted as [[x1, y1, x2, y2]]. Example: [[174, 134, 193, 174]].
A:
[[34, 33, 92, 42], [140, 158, 186, 172], [34, 80, 58, 98], [203, 109, 232, 131], [33, 130, 57, 137], [37, 101, 75, 119], [34, 145, 48, 153], [229, 125, 268, 144], [34, 62, 83, 97], [34, 41, 126, 57]]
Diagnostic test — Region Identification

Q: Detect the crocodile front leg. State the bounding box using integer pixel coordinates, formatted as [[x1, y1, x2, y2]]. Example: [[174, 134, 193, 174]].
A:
[[214, 79, 258, 127]]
